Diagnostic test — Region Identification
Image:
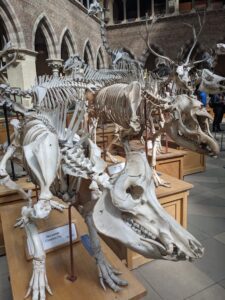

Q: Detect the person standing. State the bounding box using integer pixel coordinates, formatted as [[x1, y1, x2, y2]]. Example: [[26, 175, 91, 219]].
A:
[[210, 94, 225, 132]]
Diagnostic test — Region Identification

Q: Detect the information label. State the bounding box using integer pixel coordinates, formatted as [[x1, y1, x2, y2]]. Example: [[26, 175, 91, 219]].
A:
[[27, 223, 77, 256], [107, 162, 125, 175]]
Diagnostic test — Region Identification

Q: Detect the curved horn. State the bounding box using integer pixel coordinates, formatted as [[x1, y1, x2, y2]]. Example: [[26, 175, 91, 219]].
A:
[[139, 16, 176, 66], [184, 12, 206, 66]]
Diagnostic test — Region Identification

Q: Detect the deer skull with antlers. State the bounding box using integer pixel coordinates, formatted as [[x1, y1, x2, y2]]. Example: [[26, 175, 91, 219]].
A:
[[141, 14, 209, 93]]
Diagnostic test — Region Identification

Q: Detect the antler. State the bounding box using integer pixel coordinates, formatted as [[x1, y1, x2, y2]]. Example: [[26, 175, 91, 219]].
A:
[[140, 15, 176, 66], [184, 12, 206, 66]]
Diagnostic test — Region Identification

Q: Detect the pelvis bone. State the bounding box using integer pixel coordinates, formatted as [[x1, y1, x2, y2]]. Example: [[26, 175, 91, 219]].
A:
[[93, 151, 204, 261]]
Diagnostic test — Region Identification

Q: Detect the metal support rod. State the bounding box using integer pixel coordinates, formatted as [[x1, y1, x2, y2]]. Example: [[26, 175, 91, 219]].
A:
[[35, 185, 39, 201], [3, 103, 16, 180], [67, 203, 77, 282], [165, 133, 169, 153], [101, 117, 106, 161], [144, 98, 148, 156]]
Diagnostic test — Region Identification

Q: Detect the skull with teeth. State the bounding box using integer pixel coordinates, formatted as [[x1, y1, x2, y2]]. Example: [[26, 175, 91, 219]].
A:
[[93, 151, 204, 261], [164, 94, 219, 156], [199, 69, 225, 94]]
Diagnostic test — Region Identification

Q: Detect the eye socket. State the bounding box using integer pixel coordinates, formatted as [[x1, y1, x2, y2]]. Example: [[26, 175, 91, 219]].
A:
[[126, 185, 144, 200]]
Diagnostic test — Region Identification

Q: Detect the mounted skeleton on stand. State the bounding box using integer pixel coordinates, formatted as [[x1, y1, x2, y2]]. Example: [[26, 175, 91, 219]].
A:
[[0, 19, 220, 300], [87, 2, 220, 187]]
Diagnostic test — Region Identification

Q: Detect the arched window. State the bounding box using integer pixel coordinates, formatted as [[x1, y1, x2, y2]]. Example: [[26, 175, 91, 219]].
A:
[[61, 38, 69, 63], [126, 0, 137, 21], [113, 0, 124, 23], [61, 29, 75, 63], [83, 41, 94, 67], [35, 27, 51, 76], [80, 0, 93, 9], [33, 15, 57, 76], [144, 46, 165, 71], [96, 48, 105, 69], [0, 0, 25, 48], [0, 16, 8, 49], [154, 0, 166, 15], [0, 16, 9, 81], [140, 0, 152, 18]]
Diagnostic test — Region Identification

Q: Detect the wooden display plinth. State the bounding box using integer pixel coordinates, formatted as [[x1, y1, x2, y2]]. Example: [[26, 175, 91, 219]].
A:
[[0, 177, 37, 255], [0, 117, 13, 144], [163, 141, 206, 175], [1, 203, 146, 300], [112, 141, 186, 180], [102, 173, 193, 270], [148, 147, 186, 180]]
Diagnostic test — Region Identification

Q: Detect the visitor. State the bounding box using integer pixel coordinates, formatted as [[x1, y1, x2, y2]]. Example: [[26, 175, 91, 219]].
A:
[[194, 84, 207, 107], [209, 93, 225, 132], [198, 90, 207, 107]]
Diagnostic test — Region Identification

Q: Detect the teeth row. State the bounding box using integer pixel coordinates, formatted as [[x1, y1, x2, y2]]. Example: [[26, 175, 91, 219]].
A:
[[123, 217, 156, 240]]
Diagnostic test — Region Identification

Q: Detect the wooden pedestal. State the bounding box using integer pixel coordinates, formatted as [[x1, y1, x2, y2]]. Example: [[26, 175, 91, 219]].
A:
[[0, 117, 13, 144], [0, 177, 36, 255], [182, 149, 205, 175], [1, 203, 146, 300], [148, 147, 186, 180], [163, 141, 206, 175], [101, 173, 193, 270]]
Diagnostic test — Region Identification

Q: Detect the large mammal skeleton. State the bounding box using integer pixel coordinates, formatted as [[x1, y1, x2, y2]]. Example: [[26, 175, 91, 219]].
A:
[[0, 17, 218, 300], [64, 53, 219, 187]]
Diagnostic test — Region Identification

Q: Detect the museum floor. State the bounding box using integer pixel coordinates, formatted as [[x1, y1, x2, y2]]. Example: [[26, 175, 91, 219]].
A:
[[0, 139, 225, 300]]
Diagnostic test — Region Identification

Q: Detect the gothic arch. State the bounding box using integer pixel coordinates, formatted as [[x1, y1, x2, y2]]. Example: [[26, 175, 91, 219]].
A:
[[83, 39, 94, 67], [32, 13, 57, 58], [60, 27, 76, 61], [96, 46, 105, 69], [113, 0, 124, 23], [0, 0, 25, 47], [139, 44, 165, 70]]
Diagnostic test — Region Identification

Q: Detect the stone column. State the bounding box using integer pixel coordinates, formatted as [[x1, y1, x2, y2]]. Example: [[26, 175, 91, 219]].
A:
[[46, 59, 63, 77], [166, 0, 169, 14], [7, 49, 37, 108], [151, 0, 155, 17], [174, 0, 179, 14], [207, 0, 211, 10], [137, 0, 140, 20], [123, 0, 127, 23]]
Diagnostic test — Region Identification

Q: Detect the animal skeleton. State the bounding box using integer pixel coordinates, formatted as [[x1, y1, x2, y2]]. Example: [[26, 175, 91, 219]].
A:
[[0, 16, 218, 300], [140, 14, 225, 95], [0, 70, 206, 300], [88, 1, 144, 83], [87, 1, 219, 188]]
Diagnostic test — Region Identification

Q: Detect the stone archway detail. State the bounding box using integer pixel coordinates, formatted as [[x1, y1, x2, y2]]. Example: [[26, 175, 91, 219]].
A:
[[59, 27, 76, 58], [96, 46, 105, 69], [32, 12, 58, 58], [0, 0, 26, 48], [83, 39, 95, 67], [139, 44, 165, 68]]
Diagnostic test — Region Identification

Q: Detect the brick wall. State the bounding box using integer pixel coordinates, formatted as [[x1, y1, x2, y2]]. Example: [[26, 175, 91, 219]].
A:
[[106, 9, 225, 68]]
